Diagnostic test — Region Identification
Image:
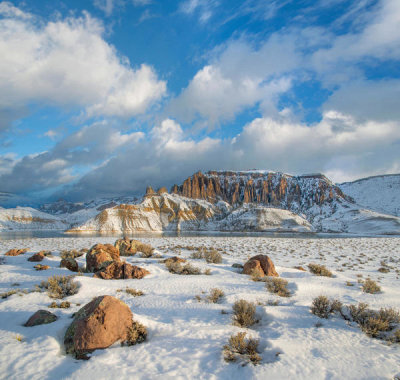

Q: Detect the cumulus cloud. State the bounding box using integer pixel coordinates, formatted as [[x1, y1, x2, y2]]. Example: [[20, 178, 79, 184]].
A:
[[0, 4, 166, 131], [169, 35, 299, 126], [54, 113, 400, 200]]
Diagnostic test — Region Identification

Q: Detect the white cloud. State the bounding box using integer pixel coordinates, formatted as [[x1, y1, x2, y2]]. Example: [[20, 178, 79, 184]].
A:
[[0, 6, 166, 130], [179, 0, 218, 24]]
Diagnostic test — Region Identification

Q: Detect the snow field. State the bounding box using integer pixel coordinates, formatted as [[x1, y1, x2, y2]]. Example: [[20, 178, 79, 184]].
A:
[[0, 236, 399, 380]]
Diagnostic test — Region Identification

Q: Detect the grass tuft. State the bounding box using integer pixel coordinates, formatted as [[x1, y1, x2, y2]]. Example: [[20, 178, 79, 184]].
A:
[[223, 332, 261, 365], [232, 300, 257, 328]]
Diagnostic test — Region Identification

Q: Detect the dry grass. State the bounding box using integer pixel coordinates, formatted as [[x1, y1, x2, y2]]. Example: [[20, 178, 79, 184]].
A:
[[232, 300, 258, 328], [207, 288, 225, 303], [362, 278, 381, 294], [308, 263, 333, 277], [60, 249, 85, 259], [265, 277, 291, 297], [49, 301, 71, 308], [124, 321, 147, 346], [190, 247, 222, 263], [223, 332, 261, 365], [39, 275, 79, 299], [125, 288, 144, 297]]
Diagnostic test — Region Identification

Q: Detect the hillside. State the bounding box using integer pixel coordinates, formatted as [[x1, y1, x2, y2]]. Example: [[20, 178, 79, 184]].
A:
[[339, 174, 400, 217]]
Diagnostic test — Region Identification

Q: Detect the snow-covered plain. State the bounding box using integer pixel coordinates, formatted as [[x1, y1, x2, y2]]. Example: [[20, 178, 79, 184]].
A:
[[0, 235, 399, 380]]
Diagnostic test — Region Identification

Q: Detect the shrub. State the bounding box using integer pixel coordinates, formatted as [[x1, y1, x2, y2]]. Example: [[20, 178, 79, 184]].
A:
[[39, 275, 79, 299], [311, 296, 342, 319], [190, 249, 203, 259], [60, 249, 85, 259], [378, 267, 390, 273], [204, 249, 222, 264], [308, 263, 333, 277], [207, 288, 225, 303], [223, 332, 261, 365], [49, 301, 71, 308], [362, 278, 381, 294], [124, 321, 147, 346], [232, 300, 257, 328], [165, 261, 201, 275], [125, 288, 144, 297], [265, 277, 291, 297]]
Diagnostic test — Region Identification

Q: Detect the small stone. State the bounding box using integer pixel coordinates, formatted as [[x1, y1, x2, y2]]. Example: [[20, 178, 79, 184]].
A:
[[24, 310, 57, 327]]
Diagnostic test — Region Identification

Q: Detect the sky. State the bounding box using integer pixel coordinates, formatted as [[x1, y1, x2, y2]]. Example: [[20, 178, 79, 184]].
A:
[[0, 0, 399, 206]]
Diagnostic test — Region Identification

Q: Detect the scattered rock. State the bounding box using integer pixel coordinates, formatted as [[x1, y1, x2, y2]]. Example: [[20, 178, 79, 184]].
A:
[[86, 244, 120, 272], [162, 256, 186, 265], [28, 252, 45, 262], [64, 295, 137, 358], [243, 255, 279, 277], [294, 266, 306, 271], [24, 310, 57, 327], [34, 264, 50, 271], [60, 258, 79, 272], [38, 250, 52, 257], [232, 263, 244, 269], [5, 248, 28, 256], [94, 262, 150, 280]]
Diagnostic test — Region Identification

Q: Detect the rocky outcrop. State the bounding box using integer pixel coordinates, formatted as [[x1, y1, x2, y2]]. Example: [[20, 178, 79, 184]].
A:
[[93, 262, 150, 280], [5, 248, 28, 256], [28, 252, 45, 262], [64, 296, 136, 358], [24, 310, 57, 326], [243, 255, 279, 277], [60, 258, 79, 272], [86, 244, 120, 272], [170, 171, 350, 210]]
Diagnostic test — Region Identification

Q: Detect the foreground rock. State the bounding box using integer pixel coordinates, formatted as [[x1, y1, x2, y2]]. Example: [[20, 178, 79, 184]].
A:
[[162, 256, 186, 265], [5, 248, 28, 256], [243, 255, 279, 277], [64, 295, 144, 358], [86, 244, 120, 272], [24, 310, 57, 326], [115, 237, 154, 257], [60, 258, 79, 272], [28, 252, 45, 262], [94, 262, 150, 280]]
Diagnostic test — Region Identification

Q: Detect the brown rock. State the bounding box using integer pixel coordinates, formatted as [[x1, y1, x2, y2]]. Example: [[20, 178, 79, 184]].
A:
[[93, 262, 149, 280], [157, 187, 168, 195], [60, 258, 79, 272], [24, 310, 57, 326], [5, 248, 28, 256], [243, 255, 279, 277], [28, 252, 45, 262], [34, 264, 50, 271], [114, 238, 153, 257], [86, 244, 120, 272], [64, 295, 134, 357]]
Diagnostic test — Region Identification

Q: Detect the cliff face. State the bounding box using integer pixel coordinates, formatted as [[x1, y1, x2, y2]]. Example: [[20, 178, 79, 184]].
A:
[[171, 171, 351, 214]]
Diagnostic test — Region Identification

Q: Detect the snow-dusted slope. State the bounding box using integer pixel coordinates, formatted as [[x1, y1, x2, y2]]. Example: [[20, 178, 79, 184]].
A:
[[0, 207, 68, 231], [339, 174, 400, 217]]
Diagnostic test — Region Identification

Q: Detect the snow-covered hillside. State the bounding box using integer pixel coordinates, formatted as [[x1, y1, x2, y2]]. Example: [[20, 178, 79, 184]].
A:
[[339, 174, 400, 217]]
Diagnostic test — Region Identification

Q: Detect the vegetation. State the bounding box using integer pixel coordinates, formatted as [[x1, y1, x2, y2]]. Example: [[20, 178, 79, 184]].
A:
[[362, 278, 381, 294], [223, 332, 261, 365], [308, 263, 333, 277], [265, 277, 291, 297], [232, 300, 257, 328], [39, 275, 79, 299], [124, 321, 147, 346]]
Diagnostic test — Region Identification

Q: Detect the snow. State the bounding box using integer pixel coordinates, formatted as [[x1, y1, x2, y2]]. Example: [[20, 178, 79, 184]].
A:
[[339, 174, 400, 217], [1, 235, 399, 380]]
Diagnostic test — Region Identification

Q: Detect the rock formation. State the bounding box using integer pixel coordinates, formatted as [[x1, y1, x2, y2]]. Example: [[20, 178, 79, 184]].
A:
[[5, 248, 28, 256], [28, 252, 45, 262], [243, 255, 279, 277], [24, 310, 57, 326], [60, 258, 79, 272], [86, 244, 120, 272], [93, 262, 150, 280]]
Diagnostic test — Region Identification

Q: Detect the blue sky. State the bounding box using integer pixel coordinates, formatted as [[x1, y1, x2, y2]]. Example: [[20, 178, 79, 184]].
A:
[[0, 0, 399, 205]]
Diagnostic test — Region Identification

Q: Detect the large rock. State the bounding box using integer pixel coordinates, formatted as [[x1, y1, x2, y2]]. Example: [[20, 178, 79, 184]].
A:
[[64, 295, 134, 357], [93, 262, 150, 280], [28, 252, 45, 262], [114, 238, 153, 257], [60, 258, 79, 272], [86, 244, 120, 272], [24, 310, 57, 326], [243, 255, 279, 277], [5, 248, 28, 256]]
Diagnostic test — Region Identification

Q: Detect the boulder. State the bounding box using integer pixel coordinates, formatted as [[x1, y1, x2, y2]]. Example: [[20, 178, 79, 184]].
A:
[[28, 252, 45, 262], [5, 248, 28, 256], [86, 244, 120, 272], [94, 262, 150, 280], [243, 255, 279, 277], [34, 264, 50, 271], [24, 310, 57, 327], [64, 295, 134, 357], [60, 258, 79, 272]]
